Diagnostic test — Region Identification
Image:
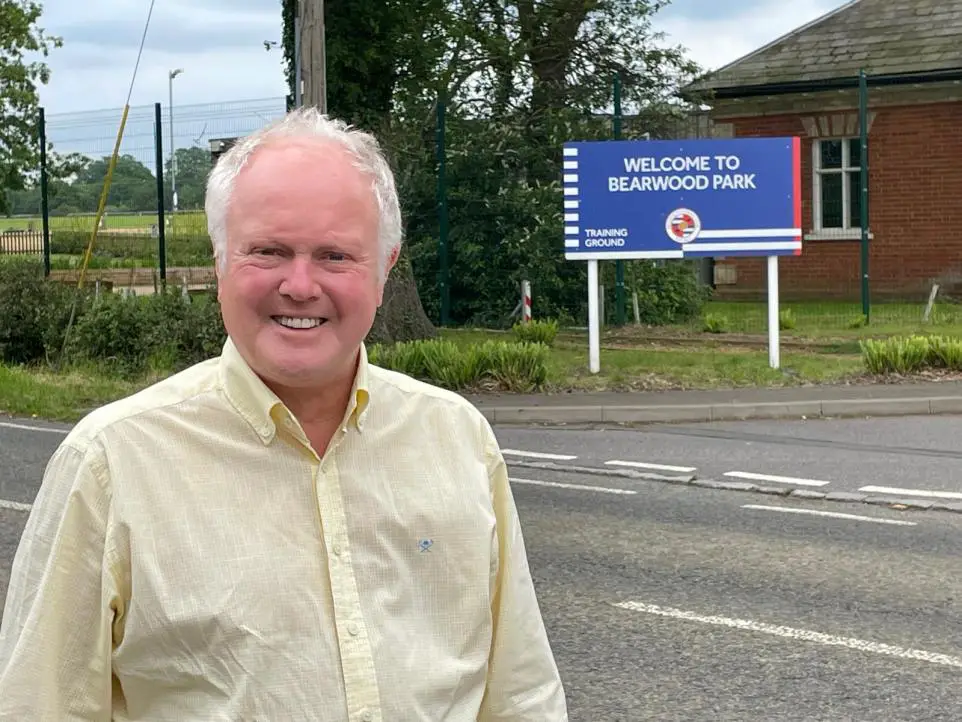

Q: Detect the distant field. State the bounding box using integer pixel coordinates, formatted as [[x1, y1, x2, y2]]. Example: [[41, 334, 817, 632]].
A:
[[1, 211, 207, 233]]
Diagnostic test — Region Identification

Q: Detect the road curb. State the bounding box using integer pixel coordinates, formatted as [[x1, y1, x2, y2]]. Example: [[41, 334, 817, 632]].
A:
[[482, 395, 962, 425], [505, 460, 962, 515]]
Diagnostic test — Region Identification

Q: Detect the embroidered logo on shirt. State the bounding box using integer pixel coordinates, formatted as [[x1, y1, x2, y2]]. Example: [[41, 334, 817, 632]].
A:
[[418, 539, 434, 553]]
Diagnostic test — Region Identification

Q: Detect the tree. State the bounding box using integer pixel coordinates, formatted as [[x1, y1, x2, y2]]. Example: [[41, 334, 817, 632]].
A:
[[165, 147, 210, 210], [76, 154, 157, 212], [281, 0, 702, 330], [0, 0, 62, 214], [283, 0, 438, 344]]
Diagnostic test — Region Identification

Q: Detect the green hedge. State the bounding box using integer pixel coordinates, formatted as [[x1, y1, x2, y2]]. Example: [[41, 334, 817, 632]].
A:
[[0, 257, 81, 365], [0, 257, 549, 391]]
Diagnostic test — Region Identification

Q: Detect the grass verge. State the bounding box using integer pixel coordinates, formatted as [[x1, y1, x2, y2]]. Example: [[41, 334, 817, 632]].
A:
[[0, 364, 149, 422], [443, 328, 865, 391]]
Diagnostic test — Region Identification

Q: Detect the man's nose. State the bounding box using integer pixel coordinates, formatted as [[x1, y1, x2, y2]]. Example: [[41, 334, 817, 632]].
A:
[[278, 257, 320, 301]]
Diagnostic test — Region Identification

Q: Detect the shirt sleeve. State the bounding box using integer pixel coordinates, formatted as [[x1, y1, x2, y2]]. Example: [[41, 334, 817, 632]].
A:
[[0, 439, 122, 720], [477, 422, 569, 721]]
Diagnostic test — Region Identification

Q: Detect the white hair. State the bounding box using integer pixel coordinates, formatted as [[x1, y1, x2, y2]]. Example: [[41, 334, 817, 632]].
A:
[[205, 107, 403, 278]]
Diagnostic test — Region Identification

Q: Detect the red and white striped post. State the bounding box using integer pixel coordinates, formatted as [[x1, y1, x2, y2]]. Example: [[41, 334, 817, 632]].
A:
[[521, 280, 532, 323]]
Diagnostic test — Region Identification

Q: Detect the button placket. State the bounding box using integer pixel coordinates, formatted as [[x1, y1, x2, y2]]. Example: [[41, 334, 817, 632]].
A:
[[313, 446, 383, 719]]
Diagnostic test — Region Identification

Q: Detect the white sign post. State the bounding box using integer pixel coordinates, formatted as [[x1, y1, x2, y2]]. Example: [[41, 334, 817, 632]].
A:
[[562, 136, 801, 376], [767, 255, 780, 369], [587, 260, 601, 373]]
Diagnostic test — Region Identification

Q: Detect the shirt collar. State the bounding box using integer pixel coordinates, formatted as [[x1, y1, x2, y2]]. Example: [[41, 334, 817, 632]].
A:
[[219, 337, 371, 445]]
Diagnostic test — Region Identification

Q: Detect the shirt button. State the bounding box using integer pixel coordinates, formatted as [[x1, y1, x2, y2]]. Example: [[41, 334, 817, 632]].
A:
[[332, 543, 342, 556], [360, 711, 373, 722], [347, 622, 360, 636]]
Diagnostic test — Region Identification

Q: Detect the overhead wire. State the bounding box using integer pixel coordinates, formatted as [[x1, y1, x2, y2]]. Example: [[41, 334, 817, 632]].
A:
[[57, 0, 159, 367]]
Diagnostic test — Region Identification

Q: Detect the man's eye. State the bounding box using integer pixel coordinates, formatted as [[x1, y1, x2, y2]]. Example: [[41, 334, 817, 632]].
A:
[[255, 247, 280, 256], [326, 253, 346, 262]]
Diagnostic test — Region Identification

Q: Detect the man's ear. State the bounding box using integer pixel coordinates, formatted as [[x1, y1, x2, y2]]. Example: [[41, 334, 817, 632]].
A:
[[214, 259, 224, 301], [376, 247, 401, 307]]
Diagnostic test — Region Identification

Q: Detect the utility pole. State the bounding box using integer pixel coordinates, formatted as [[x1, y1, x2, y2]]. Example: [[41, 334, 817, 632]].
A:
[[298, 0, 327, 112]]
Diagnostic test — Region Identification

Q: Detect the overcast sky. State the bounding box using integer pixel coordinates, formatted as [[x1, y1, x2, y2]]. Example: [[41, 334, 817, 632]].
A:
[[35, 0, 847, 116], [30, 0, 848, 163]]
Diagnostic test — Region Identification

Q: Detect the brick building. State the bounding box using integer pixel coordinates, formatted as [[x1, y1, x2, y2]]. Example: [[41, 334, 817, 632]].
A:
[[687, 0, 962, 300]]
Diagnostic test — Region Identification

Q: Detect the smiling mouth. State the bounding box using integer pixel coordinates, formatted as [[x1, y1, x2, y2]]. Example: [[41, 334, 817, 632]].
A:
[[272, 316, 328, 330]]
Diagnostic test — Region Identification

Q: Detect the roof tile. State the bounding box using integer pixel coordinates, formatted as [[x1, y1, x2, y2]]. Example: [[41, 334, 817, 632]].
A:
[[691, 0, 962, 91]]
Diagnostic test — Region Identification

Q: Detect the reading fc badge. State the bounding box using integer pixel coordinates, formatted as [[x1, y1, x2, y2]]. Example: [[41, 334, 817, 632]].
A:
[[665, 208, 701, 244]]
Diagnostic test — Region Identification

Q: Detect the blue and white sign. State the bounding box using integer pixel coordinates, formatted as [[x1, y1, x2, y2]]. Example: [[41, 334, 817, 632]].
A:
[[562, 137, 802, 260]]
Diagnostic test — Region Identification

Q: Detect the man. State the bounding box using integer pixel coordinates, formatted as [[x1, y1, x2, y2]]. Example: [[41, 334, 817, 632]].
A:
[[0, 108, 567, 721]]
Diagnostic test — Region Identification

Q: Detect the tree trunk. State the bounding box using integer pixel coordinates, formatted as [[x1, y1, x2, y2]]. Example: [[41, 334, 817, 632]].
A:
[[367, 253, 438, 345], [295, 0, 437, 345]]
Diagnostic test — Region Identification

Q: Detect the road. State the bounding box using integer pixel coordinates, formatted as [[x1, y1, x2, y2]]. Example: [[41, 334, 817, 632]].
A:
[[495, 414, 962, 501], [2, 415, 962, 719]]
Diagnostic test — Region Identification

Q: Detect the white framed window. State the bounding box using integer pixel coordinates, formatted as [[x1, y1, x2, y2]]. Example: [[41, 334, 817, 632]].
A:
[[811, 137, 865, 239]]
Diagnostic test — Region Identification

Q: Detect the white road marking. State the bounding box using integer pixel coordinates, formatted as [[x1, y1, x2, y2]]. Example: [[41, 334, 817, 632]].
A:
[[606, 460, 697, 473], [613, 601, 962, 669], [859, 485, 962, 501], [742, 504, 917, 527], [724, 471, 830, 487], [0, 499, 32, 513], [509, 477, 636, 496], [502, 449, 578, 461], [0, 421, 68, 435]]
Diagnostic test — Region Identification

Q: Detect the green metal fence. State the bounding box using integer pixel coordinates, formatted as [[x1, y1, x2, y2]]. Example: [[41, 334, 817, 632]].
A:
[[424, 70, 962, 338], [6, 73, 959, 340], [1, 98, 287, 282]]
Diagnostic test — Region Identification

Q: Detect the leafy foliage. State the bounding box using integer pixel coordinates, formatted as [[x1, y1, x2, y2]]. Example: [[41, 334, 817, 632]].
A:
[[702, 313, 730, 334], [368, 338, 549, 391], [779, 309, 797, 331], [512, 318, 559, 346], [0, 255, 225, 374], [631, 260, 710, 326], [0, 262, 545, 391], [0, 0, 62, 213], [6, 147, 212, 216], [279, 0, 705, 331], [860, 334, 962, 375], [69, 289, 226, 377], [0, 257, 80, 364]]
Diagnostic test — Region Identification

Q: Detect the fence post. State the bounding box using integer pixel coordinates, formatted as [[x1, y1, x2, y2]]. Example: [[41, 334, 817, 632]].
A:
[[521, 280, 532, 323], [153, 102, 167, 287], [613, 73, 626, 325], [436, 97, 450, 326], [38, 107, 51, 276], [858, 69, 870, 322]]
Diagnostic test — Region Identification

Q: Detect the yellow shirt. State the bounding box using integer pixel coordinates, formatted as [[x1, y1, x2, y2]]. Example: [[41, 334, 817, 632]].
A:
[[0, 338, 567, 721]]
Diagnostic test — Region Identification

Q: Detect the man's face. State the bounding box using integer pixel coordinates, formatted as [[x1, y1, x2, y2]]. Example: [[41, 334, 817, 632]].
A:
[[217, 138, 390, 392]]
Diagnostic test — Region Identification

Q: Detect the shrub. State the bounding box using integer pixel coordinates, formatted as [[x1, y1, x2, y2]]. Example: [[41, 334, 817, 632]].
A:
[[68, 287, 225, 376], [702, 312, 729, 334], [779, 309, 797, 330], [848, 314, 868, 329], [0, 257, 89, 365], [927, 335, 962, 370], [477, 340, 548, 391], [369, 338, 548, 391], [860, 335, 933, 374], [632, 260, 711, 326], [512, 318, 559, 346]]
